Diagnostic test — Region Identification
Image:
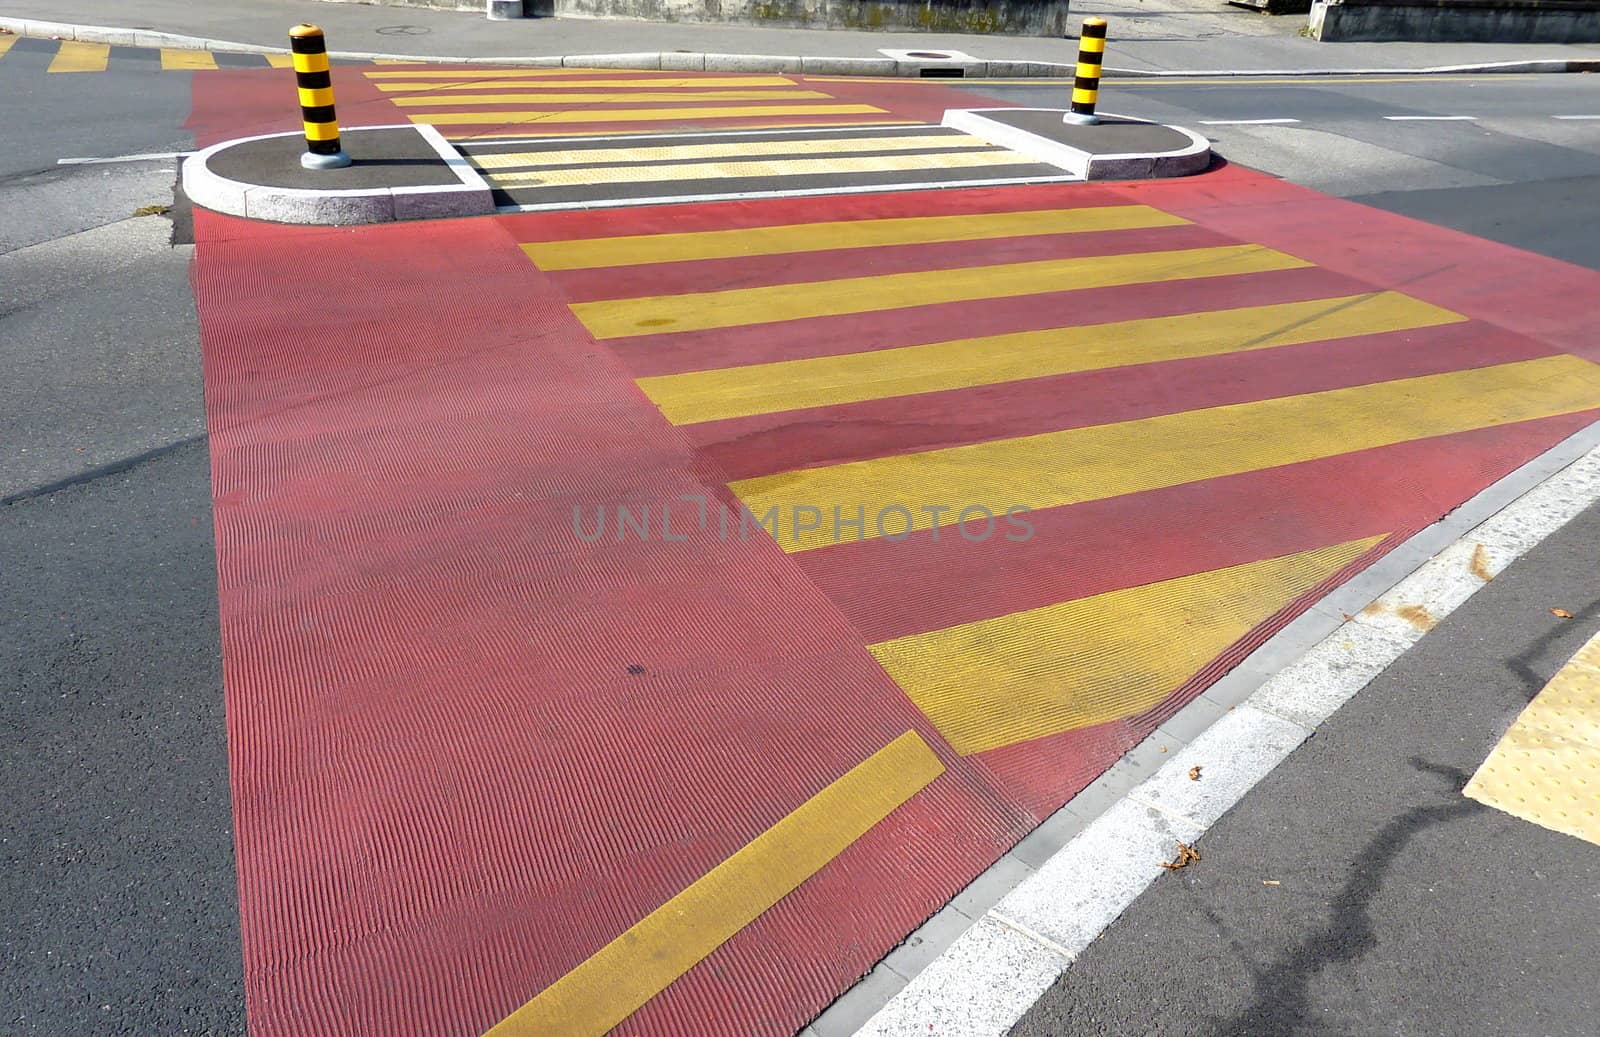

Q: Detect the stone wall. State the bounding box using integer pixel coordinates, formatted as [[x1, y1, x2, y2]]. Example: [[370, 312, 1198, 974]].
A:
[[1312, 0, 1600, 41]]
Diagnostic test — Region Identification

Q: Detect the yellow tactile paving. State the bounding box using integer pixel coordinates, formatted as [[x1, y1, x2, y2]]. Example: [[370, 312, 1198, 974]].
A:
[[572, 243, 1307, 339], [528, 204, 1184, 269], [639, 292, 1466, 425], [493, 148, 1037, 188], [47, 41, 110, 73], [873, 538, 1383, 754], [412, 103, 887, 127], [483, 730, 943, 1037], [160, 48, 218, 70], [373, 75, 801, 92], [481, 133, 995, 173], [1465, 629, 1600, 846], [730, 355, 1600, 552], [393, 89, 833, 106]]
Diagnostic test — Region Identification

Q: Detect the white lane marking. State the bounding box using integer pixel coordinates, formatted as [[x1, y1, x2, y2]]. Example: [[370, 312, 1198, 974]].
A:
[[1554, 115, 1600, 120], [849, 422, 1600, 1037], [1383, 115, 1477, 121], [1198, 118, 1300, 125], [57, 152, 189, 165]]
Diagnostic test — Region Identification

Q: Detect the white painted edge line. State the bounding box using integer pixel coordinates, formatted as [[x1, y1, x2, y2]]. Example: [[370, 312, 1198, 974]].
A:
[[1384, 115, 1478, 121], [1199, 118, 1301, 126], [846, 420, 1600, 1037], [2, 17, 1597, 78], [58, 151, 191, 165], [1554, 114, 1600, 119], [181, 124, 494, 225], [491, 173, 1084, 213]]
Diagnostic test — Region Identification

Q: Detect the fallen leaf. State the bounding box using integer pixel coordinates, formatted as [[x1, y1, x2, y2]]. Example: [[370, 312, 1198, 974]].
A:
[[133, 204, 172, 217], [1552, 608, 1574, 619], [1341, 613, 1353, 622], [1188, 765, 1203, 781], [1262, 880, 1281, 886], [1160, 842, 1200, 870], [1159, 745, 1168, 753]]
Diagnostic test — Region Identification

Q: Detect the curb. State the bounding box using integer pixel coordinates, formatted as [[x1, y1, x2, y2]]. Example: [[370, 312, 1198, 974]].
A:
[[181, 124, 495, 224], [942, 108, 1210, 180], [808, 420, 1600, 1036], [4, 17, 1599, 79]]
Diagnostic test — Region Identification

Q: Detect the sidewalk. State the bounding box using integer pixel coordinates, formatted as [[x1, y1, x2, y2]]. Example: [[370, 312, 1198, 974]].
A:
[[5, 0, 1600, 72]]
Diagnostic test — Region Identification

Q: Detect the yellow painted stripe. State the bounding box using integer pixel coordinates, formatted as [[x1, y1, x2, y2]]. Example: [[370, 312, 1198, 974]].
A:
[[375, 75, 800, 93], [479, 133, 997, 171], [484, 730, 944, 1037], [161, 48, 218, 71], [298, 85, 336, 108], [492, 148, 1036, 188], [640, 292, 1466, 425], [392, 89, 833, 106], [732, 355, 1600, 553], [573, 243, 1306, 340], [0, 36, 16, 59], [876, 538, 1384, 755], [438, 119, 919, 141], [415, 103, 886, 126], [367, 67, 779, 78], [264, 53, 295, 69], [302, 121, 341, 142], [1465, 629, 1600, 846], [292, 51, 329, 74], [48, 41, 110, 73], [372, 58, 420, 64], [526, 204, 1188, 270]]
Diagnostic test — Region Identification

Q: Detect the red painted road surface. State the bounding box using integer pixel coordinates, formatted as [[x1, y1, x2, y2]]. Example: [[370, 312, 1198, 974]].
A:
[[187, 70, 1600, 1037]]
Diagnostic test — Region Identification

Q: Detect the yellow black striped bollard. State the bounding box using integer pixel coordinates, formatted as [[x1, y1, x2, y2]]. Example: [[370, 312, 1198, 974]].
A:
[[1065, 17, 1108, 126], [289, 24, 352, 170]]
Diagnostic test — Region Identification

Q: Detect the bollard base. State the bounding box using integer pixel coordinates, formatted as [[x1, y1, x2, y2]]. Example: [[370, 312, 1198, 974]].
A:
[[301, 150, 353, 171], [1062, 112, 1101, 126]]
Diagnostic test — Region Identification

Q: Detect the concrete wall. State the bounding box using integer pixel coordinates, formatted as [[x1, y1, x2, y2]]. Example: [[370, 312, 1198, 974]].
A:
[[319, 0, 1072, 34], [1312, 0, 1600, 41]]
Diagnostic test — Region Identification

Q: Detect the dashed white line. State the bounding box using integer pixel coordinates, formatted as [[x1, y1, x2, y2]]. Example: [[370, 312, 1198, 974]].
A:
[[1383, 115, 1477, 121], [1554, 114, 1600, 120], [1198, 118, 1301, 126], [57, 152, 189, 166]]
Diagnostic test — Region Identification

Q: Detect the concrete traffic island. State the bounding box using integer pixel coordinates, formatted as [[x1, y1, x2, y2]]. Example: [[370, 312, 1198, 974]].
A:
[[182, 124, 495, 224], [943, 108, 1212, 180]]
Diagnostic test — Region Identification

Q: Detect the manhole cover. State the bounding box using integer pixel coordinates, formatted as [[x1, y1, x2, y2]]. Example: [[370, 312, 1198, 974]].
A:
[[905, 50, 952, 59], [376, 25, 431, 36]]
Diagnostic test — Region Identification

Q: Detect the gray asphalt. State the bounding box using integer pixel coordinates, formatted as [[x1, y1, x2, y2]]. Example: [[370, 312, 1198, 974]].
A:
[[0, 55, 244, 1036], [980, 72, 1600, 1037]]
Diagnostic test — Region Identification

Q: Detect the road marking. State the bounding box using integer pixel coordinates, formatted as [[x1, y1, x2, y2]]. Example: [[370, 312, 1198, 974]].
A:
[[483, 730, 944, 1037], [0, 36, 15, 59], [1199, 118, 1300, 125], [730, 355, 1600, 552], [57, 152, 188, 165], [160, 48, 218, 71], [374, 75, 800, 92], [443, 119, 917, 142], [47, 41, 110, 74], [873, 538, 1382, 755], [525, 204, 1184, 270], [264, 53, 295, 68], [414, 103, 887, 127], [392, 89, 834, 106], [1383, 115, 1477, 121], [492, 148, 1037, 187], [1465, 628, 1600, 846], [571, 244, 1307, 339], [479, 133, 995, 171], [367, 67, 726, 78], [638, 292, 1465, 425], [1554, 114, 1600, 120], [496, 174, 1084, 213]]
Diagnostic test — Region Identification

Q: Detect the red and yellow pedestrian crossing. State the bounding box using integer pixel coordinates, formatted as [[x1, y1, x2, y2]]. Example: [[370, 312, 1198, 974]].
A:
[[190, 153, 1600, 1037]]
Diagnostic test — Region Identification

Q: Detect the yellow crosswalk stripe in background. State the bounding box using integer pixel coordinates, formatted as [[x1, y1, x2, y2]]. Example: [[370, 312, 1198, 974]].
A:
[[729, 355, 1600, 552], [571, 244, 1308, 339], [637, 292, 1467, 425], [480, 134, 1000, 172], [161, 48, 218, 70], [393, 90, 835, 106], [491, 149, 1038, 188], [374, 76, 803, 92], [414, 103, 888, 127], [0, 36, 16, 59], [872, 537, 1385, 754], [48, 41, 110, 73], [524, 204, 1187, 269]]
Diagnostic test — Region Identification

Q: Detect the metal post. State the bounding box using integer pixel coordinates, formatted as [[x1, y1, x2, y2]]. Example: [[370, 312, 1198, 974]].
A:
[[1065, 18, 1108, 126], [289, 24, 351, 170]]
